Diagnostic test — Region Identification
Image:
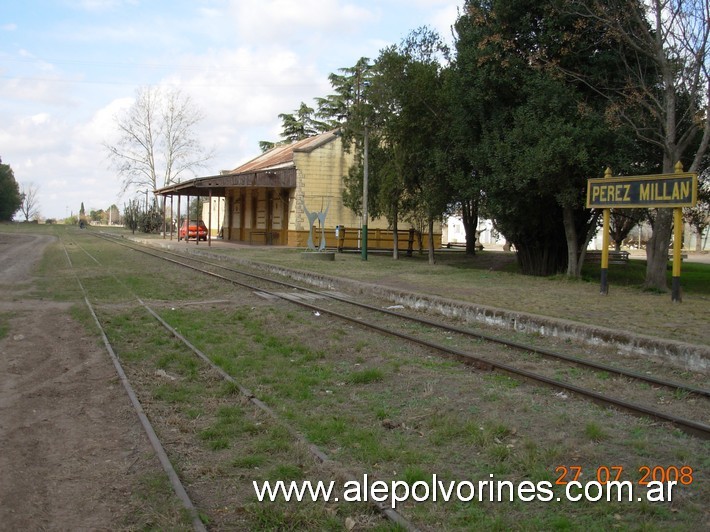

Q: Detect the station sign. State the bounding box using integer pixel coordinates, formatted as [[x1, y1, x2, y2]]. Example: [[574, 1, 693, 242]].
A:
[[586, 173, 697, 209]]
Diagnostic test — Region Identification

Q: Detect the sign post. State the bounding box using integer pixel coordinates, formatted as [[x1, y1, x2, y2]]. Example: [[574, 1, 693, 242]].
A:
[[672, 205, 684, 302], [586, 163, 697, 302]]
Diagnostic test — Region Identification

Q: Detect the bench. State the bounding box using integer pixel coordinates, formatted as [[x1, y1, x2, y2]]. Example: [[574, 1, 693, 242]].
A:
[[585, 250, 630, 265]]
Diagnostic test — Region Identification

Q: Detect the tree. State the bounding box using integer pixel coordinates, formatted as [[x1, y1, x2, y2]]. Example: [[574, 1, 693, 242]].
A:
[[123, 200, 140, 234], [566, 0, 710, 289], [391, 28, 452, 265], [139, 204, 163, 233], [443, 62, 483, 256], [0, 157, 22, 221], [609, 209, 647, 251], [317, 57, 374, 131], [322, 58, 394, 253], [105, 86, 213, 195], [684, 170, 710, 250], [89, 209, 107, 224], [337, 31, 452, 265], [259, 101, 335, 152], [278, 102, 333, 142], [107, 204, 120, 225], [18, 182, 41, 222], [452, 0, 640, 276]]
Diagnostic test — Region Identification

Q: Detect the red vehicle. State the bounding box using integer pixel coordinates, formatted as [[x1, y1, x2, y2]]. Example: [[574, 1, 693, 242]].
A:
[[179, 219, 208, 241]]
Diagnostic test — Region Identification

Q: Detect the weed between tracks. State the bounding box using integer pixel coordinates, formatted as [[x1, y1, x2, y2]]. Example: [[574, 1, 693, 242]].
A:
[[30, 228, 710, 530], [121, 302, 708, 530]]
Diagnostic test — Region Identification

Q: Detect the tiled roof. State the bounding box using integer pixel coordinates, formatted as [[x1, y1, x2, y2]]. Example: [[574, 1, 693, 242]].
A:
[[227, 130, 339, 175]]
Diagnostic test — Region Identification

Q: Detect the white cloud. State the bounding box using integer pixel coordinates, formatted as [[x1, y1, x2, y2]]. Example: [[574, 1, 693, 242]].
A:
[[30, 113, 51, 125], [1, 0, 464, 218], [228, 0, 376, 45], [160, 43, 330, 171]]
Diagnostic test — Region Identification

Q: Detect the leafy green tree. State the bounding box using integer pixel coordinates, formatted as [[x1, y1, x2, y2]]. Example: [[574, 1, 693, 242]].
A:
[[322, 58, 388, 250], [442, 63, 483, 256], [317, 57, 374, 132], [139, 204, 163, 233], [338, 31, 451, 264], [89, 208, 108, 224], [279, 102, 332, 142], [390, 28, 452, 264], [123, 199, 140, 234], [0, 157, 22, 221], [451, 0, 654, 276], [260, 101, 336, 152]]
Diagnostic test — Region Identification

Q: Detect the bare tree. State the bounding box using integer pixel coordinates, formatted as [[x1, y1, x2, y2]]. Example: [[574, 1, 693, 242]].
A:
[[684, 170, 710, 250], [18, 182, 40, 221], [609, 209, 646, 251], [105, 86, 214, 196], [567, 0, 710, 290]]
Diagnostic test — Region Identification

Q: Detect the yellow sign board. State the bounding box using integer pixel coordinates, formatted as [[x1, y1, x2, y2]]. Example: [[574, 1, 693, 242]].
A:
[[586, 173, 697, 209]]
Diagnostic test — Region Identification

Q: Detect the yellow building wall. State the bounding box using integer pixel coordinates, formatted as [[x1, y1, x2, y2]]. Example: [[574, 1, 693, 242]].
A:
[[224, 136, 441, 248], [287, 136, 428, 247], [290, 137, 357, 232]]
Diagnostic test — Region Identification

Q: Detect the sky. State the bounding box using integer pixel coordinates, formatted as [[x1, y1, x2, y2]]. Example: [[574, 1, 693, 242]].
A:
[[1, 0, 462, 220]]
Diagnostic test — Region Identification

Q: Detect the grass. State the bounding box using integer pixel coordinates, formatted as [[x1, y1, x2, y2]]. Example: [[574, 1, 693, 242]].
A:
[[7, 224, 709, 531], [581, 258, 710, 295], [0, 313, 11, 340], [347, 367, 385, 384], [124, 471, 195, 530], [584, 422, 610, 442], [199, 405, 259, 450]]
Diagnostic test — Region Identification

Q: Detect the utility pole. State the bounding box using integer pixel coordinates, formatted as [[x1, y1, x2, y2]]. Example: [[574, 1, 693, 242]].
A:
[[362, 121, 368, 261]]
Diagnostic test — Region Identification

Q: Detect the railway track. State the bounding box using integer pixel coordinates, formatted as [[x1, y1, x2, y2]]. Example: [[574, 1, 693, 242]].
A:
[[63, 234, 419, 531], [60, 241, 207, 532], [93, 232, 710, 440]]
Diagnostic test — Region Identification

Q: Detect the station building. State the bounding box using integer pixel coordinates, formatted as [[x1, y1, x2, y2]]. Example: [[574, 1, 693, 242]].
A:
[[155, 130, 441, 250]]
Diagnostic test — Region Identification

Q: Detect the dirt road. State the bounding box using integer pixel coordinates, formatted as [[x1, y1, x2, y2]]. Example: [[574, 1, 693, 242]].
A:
[[0, 232, 156, 529]]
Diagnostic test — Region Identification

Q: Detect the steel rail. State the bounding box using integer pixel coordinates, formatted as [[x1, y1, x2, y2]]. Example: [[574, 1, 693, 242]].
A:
[[93, 233, 710, 440], [60, 242, 207, 532], [96, 233, 710, 398], [72, 236, 419, 532]]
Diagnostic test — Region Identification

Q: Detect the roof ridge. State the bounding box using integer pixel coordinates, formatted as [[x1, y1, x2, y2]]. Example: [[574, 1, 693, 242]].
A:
[[228, 130, 338, 175]]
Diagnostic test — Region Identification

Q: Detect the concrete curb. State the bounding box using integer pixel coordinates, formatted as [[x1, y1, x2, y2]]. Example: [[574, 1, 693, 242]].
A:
[[137, 237, 710, 374]]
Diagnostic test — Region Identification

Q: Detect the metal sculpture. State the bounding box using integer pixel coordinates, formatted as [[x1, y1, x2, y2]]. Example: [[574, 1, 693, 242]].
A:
[[302, 200, 329, 251]]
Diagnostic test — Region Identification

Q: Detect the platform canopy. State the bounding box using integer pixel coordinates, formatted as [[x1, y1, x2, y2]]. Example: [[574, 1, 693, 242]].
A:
[[154, 167, 297, 197], [154, 131, 341, 198]]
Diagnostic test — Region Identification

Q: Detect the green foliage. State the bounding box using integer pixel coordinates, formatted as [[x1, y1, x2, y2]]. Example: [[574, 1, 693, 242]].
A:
[[123, 199, 140, 234], [278, 102, 332, 142], [335, 30, 453, 261], [346, 367, 384, 384], [449, 0, 656, 276], [123, 199, 163, 234], [139, 204, 164, 233], [0, 157, 22, 221]]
